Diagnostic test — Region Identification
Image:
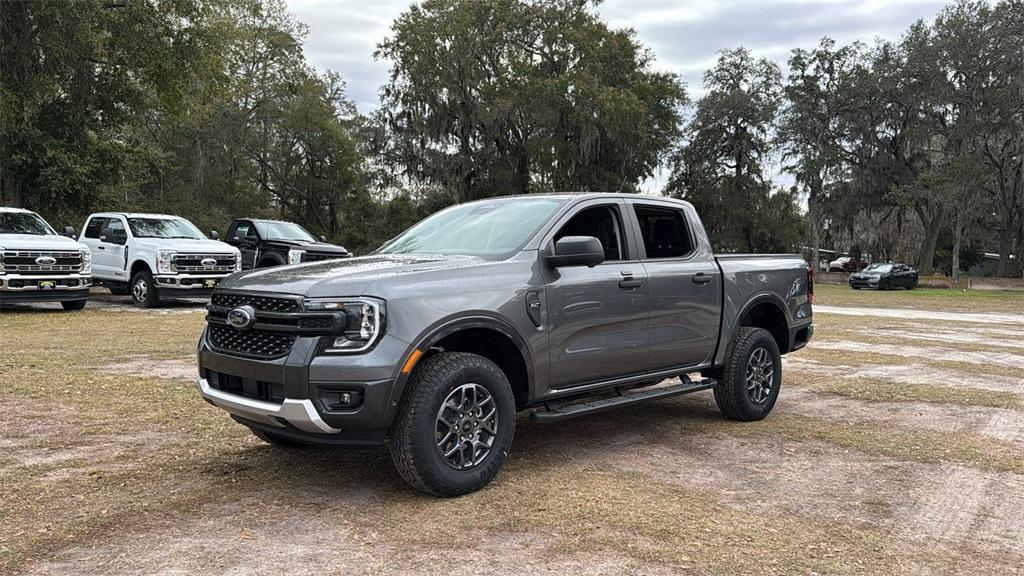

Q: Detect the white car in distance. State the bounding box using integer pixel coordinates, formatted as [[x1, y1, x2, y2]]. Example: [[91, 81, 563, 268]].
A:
[[79, 212, 240, 308]]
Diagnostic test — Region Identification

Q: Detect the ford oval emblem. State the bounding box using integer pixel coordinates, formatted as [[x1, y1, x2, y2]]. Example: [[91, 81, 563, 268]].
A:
[[201, 258, 218, 267], [227, 305, 256, 331], [35, 256, 57, 266]]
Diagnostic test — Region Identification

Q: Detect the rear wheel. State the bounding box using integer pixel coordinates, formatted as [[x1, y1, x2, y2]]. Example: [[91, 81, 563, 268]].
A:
[[713, 327, 781, 421], [389, 352, 515, 497], [130, 270, 160, 308], [61, 299, 87, 311]]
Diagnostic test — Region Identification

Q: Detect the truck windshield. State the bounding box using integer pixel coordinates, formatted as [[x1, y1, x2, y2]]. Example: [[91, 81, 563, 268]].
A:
[[254, 221, 316, 242], [377, 198, 566, 258], [0, 211, 56, 235], [128, 217, 204, 239]]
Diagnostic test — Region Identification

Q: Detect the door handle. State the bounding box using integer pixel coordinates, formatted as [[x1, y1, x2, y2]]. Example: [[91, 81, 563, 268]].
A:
[[97, 246, 105, 250], [618, 279, 643, 289], [692, 273, 712, 284]]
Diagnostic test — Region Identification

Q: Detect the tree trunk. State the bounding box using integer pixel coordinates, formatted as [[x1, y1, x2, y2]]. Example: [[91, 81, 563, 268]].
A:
[[997, 234, 1011, 277], [914, 204, 945, 276], [951, 209, 962, 285]]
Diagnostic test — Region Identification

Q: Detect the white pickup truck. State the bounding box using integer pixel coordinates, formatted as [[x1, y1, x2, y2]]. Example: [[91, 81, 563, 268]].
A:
[[1, 207, 92, 310], [79, 212, 240, 308]]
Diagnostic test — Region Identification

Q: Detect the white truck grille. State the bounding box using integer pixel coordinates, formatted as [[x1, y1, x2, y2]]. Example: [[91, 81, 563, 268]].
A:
[[1, 251, 84, 275], [171, 253, 237, 273]]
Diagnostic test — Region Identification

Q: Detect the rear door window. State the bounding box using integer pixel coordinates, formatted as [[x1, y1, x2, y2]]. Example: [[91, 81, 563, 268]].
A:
[[633, 205, 694, 259]]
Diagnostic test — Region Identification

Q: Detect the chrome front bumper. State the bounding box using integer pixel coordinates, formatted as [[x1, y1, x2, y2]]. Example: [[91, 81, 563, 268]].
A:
[[0, 274, 92, 291], [196, 377, 340, 434], [155, 273, 233, 288]]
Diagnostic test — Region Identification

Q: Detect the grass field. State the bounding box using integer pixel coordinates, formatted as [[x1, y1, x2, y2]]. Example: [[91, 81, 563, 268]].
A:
[[1, 288, 1023, 575]]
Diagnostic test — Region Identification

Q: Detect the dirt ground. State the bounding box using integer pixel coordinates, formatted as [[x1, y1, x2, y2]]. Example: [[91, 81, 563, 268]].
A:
[[1, 285, 1023, 575]]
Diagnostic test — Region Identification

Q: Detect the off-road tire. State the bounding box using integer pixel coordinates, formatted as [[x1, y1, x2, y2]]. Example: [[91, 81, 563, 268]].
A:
[[713, 327, 782, 421], [61, 299, 87, 311], [389, 352, 515, 497], [130, 270, 159, 308], [251, 427, 308, 448]]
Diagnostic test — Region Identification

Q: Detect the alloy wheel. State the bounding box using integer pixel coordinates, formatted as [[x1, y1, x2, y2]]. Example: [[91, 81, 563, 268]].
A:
[[745, 346, 775, 404], [435, 383, 498, 470]]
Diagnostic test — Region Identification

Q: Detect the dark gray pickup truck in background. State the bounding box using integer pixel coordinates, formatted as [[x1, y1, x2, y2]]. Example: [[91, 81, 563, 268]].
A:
[[196, 193, 814, 496]]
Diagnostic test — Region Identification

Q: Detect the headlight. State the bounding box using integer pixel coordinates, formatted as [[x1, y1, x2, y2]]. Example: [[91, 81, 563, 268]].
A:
[[0, 249, 5, 275], [79, 247, 92, 274], [305, 298, 385, 353], [288, 249, 305, 265], [157, 250, 175, 274], [233, 250, 242, 272]]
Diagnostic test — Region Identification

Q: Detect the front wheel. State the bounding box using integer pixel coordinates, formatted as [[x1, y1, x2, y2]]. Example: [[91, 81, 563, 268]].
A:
[[130, 270, 160, 308], [389, 352, 515, 497], [61, 299, 87, 311], [713, 327, 782, 421]]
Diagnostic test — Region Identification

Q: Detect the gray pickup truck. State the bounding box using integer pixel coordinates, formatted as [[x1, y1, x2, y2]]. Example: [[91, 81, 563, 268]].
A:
[[197, 193, 814, 496]]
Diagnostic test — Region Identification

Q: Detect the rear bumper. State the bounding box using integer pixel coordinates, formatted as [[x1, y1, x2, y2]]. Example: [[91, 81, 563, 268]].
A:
[[789, 322, 814, 352]]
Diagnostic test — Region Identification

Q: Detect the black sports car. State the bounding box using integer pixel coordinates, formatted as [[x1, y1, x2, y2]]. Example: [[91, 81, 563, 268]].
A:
[[849, 263, 918, 290]]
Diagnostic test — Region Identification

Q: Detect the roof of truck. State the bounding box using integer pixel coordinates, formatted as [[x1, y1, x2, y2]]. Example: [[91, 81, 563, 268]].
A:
[[0, 206, 34, 213], [88, 212, 183, 219], [467, 192, 686, 202]]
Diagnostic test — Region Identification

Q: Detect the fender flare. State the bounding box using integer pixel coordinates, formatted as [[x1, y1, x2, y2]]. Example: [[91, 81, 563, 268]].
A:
[[714, 293, 793, 366], [383, 314, 536, 426]]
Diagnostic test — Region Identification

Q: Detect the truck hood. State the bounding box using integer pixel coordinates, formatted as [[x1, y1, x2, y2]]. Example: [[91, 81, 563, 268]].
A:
[[267, 240, 349, 254], [0, 233, 86, 251], [217, 253, 486, 297], [138, 238, 237, 253]]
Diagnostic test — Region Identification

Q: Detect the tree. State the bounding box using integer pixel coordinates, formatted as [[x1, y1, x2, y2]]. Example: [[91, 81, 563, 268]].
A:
[[375, 0, 686, 203], [665, 48, 802, 252], [779, 38, 865, 268]]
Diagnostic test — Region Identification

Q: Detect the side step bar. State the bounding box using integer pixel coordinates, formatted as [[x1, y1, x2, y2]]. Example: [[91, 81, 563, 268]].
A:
[[529, 376, 716, 423]]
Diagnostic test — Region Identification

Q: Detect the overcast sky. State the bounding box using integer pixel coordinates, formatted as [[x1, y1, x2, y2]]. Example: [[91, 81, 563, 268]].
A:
[[286, 0, 950, 192]]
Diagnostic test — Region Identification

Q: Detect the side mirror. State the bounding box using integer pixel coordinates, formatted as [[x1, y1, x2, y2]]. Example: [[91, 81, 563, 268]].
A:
[[319, 235, 327, 243], [209, 230, 220, 240], [63, 226, 76, 238], [547, 236, 605, 268]]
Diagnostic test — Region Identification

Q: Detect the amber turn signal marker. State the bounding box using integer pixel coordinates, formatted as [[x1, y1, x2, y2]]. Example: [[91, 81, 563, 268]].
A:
[[401, 349, 423, 374]]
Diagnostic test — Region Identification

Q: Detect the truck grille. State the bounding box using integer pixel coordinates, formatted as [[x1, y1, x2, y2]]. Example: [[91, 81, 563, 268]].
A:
[[171, 253, 237, 273], [0, 251, 84, 275], [301, 252, 348, 263], [205, 291, 342, 360], [207, 324, 297, 360], [211, 292, 301, 313]]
